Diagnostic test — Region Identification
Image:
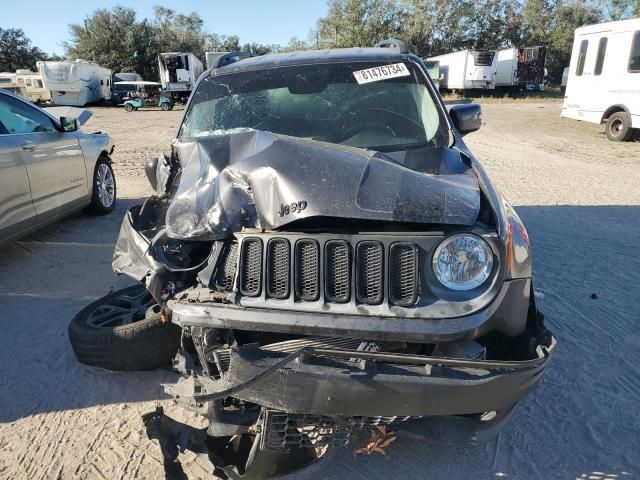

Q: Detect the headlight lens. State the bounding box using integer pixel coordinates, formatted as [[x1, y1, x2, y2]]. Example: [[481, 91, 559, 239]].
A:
[[432, 234, 493, 291]]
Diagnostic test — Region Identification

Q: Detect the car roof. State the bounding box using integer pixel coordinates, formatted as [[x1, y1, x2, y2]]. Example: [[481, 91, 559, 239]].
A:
[[212, 48, 412, 75]]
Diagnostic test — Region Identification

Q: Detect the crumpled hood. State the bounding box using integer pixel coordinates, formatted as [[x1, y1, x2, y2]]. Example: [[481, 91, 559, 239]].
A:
[[165, 130, 480, 240]]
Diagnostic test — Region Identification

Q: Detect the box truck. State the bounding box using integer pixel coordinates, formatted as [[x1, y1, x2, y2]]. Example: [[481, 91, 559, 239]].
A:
[[562, 18, 640, 141], [157, 53, 203, 100], [426, 49, 497, 91], [37, 60, 112, 106], [495, 46, 547, 92]]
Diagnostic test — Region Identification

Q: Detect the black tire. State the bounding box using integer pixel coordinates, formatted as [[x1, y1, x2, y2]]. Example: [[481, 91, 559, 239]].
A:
[[605, 112, 633, 142], [87, 155, 116, 215], [124, 103, 134, 112], [68, 285, 181, 371], [160, 102, 170, 111]]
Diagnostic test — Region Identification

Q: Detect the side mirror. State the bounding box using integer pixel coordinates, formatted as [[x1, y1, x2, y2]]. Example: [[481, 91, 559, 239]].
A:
[[60, 116, 78, 132], [449, 103, 482, 136], [145, 156, 159, 191]]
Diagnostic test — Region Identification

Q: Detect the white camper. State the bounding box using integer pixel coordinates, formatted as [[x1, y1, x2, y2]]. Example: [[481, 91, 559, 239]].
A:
[[157, 53, 203, 95], [562, 18, 640, 141], [495, 46, 547, 91], [37, 60, 112, 106], [427, 49, 497, 91], [0, 74, 27, 98], [14, 69, 51, 103]]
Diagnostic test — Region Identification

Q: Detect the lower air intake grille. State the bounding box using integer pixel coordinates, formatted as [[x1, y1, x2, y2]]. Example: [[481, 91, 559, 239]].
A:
[[356, 241, 384, 305], [325, 240, 351, 303], [295, 240, 320, 301], [239, 238, 262, 297], [389, 243, 419, 306], [266, 239, 290, 299], [262, 410, 415, 452]]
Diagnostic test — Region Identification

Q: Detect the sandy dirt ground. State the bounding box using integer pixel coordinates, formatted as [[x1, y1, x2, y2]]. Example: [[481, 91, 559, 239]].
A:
[[0, 102, 639, 480]]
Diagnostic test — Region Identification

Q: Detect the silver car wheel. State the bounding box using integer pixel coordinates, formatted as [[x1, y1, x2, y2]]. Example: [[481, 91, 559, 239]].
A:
[[85, 286, 155, 328], [96, 163, 115, 208]]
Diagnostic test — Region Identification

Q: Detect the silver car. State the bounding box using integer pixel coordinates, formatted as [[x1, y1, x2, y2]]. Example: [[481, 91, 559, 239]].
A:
[[0, 89, 116, 243]]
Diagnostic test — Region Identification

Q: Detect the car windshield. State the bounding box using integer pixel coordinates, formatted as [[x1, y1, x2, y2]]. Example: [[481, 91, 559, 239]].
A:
[[179, 60, 449, 151]]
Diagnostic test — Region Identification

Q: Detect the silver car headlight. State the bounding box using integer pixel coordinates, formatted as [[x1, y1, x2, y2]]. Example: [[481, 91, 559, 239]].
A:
[[432, 234, 493, 291]]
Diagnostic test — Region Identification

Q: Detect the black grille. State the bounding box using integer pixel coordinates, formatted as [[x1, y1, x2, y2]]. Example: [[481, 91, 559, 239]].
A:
[[239, 238, 262, 296], [215, 242, 238, 291], [389, 243, 419, 306], [356, 241, 384, 305], [262, 410, 415, 452], [325, 241, 351, 303], [266, 239, 290, 299], [295, 240, 320, 301], [236, 236, 421, 307]]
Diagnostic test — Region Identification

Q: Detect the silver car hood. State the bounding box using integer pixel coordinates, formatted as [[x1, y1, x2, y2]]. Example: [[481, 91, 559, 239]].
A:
[[164, 130, 480, 240]]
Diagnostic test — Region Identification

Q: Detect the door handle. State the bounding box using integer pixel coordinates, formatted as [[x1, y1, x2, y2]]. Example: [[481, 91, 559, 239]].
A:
[[21, 142, 37, 151]]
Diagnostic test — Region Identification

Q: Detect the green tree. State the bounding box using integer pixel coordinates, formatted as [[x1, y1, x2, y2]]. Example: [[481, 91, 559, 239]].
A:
[[316, 0, 401, 48], [65, 7, 158, 79], [152, 6, 208, 58], [547, 1, 602, 82], [0, 28, 50, 72]]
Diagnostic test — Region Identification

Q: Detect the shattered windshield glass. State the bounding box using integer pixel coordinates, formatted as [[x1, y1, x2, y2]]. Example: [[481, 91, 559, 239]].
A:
[[179, 61, 449, 151]]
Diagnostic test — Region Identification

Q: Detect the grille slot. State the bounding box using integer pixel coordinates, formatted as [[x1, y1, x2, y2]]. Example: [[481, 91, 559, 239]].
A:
[[239, 238, 263, 297], [215, 242, 239, 291], [356, 241, 384, 305], [295, 240, 320, 301], [389, 243, 419, 306], [266, 239, 290, 299], [325, 241, 351, 303]]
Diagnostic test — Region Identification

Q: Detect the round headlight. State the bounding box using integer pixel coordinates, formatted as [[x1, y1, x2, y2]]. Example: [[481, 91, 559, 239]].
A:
[[432, 234, 493, 291]]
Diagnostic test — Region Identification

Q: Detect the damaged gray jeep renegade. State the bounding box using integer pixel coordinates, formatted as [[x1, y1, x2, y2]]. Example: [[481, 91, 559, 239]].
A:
[[70, 44, 555, 478]]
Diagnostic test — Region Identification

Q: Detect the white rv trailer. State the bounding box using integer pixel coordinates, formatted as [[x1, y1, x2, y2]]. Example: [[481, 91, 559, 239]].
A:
[[157, 53, 204, 95], [14, 69, 51, 103], [495, 46, 547, 91], [562, 18, 640, 141], [427, 49, 497, 91], [37, 60, 112, 106], [0, 74, 28, 98]]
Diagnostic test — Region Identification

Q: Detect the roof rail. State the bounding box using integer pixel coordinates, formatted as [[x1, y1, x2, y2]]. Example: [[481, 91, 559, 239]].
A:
[[373, 38, 409, 54], [213, 51, 253, 68]]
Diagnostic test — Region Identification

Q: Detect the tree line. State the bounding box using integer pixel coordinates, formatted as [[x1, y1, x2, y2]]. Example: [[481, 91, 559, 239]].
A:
[[309, 0, 639, 82], [1, 1, 639, 84]]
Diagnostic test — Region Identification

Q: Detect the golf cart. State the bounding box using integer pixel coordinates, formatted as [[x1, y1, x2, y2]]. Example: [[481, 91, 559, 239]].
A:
[[116, 80, 174, 112]]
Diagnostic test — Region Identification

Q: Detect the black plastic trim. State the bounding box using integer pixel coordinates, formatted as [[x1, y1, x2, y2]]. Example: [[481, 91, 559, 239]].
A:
[[324, 240, 351, 303], [355, 241, 384, 305], [388, 242, 419, 306], [239, 237, 263, 297], [294, 239, 320, 301], [266, 238, 290, 299]]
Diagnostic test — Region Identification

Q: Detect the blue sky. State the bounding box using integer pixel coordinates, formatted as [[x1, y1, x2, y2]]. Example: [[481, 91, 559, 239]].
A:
[[1, 0, 329, 56]]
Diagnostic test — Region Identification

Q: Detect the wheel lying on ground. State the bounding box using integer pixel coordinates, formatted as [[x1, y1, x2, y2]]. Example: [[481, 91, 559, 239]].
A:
[[87, 155, 116, 215], [605, 112, 634, 142], [68, 285, 181, 371]]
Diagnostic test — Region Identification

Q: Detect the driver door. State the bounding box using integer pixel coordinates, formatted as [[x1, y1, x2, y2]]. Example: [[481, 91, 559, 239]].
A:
[[0, 96, 37, 241], [0, 94, 87, 223]]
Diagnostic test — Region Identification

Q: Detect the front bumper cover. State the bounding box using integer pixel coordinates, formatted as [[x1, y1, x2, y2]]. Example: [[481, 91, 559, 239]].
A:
[[167, 333, 554, 420]]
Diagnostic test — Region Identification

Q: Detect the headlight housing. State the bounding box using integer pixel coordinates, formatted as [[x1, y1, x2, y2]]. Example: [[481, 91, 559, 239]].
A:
[[432, 234, 493, 291]]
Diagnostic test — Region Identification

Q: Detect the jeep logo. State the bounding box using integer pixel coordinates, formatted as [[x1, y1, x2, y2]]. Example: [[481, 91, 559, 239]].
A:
[[279, 200, 308, 217]]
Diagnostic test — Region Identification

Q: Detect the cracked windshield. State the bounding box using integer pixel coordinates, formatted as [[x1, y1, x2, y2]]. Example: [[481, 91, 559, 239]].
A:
[[180, 61, 448, 151]]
